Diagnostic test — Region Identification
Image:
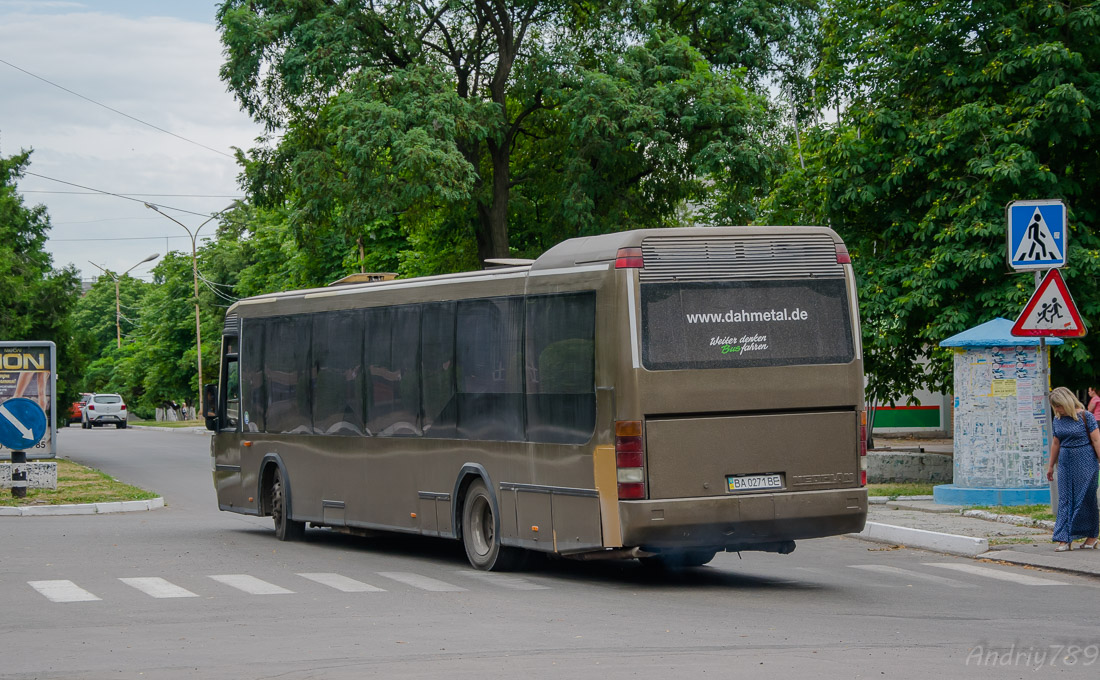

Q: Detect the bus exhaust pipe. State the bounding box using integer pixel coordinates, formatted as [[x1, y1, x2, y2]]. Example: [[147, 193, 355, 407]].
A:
[[725, 541, 796, 555], [568, 547, 656, 561]]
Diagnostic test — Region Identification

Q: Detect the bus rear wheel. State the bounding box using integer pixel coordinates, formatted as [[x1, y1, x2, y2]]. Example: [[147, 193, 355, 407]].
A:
[[462, 479, 524, 571], [271, 469, 305, 541]]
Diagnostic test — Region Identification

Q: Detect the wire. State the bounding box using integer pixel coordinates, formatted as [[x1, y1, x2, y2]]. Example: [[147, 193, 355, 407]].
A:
[[196, 271, 237, 289], [24, 191, 245, 197], [53, 235, 192, 242], [200, 276, 240, 304], [22, 172, 217, 218], [0, 56, 236, 159], [53, 217, 164, 226]]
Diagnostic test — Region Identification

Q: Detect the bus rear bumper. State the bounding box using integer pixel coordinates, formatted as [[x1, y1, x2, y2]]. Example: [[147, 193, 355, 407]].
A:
[[618, 488, 868, 551]]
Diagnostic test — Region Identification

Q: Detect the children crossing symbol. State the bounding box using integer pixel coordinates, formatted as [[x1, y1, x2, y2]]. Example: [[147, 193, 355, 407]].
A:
[[1011, 269, 1086, 338]]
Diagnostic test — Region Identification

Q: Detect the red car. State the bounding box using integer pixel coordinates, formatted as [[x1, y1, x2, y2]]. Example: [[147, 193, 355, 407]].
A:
[[68, 393, 92, 424]]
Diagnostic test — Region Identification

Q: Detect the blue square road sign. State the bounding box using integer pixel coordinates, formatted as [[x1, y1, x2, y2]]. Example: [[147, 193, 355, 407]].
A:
[[1007, 199, 1067, 270]]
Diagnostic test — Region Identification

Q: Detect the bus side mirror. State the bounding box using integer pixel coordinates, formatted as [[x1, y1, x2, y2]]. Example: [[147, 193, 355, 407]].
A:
[[203, 383, 218, 431]]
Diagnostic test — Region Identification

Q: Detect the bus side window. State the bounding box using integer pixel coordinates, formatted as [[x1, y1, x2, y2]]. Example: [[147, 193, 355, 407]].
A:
[[224, 357, 240, 430]]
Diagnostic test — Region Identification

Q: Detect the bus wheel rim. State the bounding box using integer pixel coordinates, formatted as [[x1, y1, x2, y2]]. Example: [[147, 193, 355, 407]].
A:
[[472, 495, 492, 556]]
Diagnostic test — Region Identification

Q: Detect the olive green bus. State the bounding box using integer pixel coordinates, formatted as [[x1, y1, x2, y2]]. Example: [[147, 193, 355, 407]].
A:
[[207, 226, 867, 570]]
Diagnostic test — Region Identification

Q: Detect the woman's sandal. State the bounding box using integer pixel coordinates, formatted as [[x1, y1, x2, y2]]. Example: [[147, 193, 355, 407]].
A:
[[1055, 543, 1071, 552], [1079, 540, 1099, 550]]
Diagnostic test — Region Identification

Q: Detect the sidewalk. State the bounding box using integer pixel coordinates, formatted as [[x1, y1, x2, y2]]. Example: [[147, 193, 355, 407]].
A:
[[857, 498, 1100, 578], [854, 434, 1100, 577]]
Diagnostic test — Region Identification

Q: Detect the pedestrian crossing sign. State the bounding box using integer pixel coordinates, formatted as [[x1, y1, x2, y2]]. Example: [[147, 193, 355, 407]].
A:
[[1011, 269, 1086, 337], [1006, 199, 1067, 270]]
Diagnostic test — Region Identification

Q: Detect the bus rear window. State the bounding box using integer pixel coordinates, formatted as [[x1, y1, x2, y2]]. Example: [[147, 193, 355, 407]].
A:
[[641, 279, 854, 370]]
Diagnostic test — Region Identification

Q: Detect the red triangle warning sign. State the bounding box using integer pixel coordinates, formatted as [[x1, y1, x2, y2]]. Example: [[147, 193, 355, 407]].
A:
[[1011, 269, 1087, 337]]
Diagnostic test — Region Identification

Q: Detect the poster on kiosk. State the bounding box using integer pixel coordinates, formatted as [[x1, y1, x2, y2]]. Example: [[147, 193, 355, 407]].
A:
[[0, 342, 57, 458]]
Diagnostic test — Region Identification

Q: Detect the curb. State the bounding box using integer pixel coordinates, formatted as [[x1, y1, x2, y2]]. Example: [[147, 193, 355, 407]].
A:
[[0, 497, 165, 516], [128, 425, 210, 435], [981, 550, 1100, 579], [963, 509, 1056, 531], [868, 495, 934, 505], [848, 521, 989, 556]]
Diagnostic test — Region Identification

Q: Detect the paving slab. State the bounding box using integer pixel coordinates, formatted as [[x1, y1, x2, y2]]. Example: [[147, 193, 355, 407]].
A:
[[983, 549, 1100, 578], [867, 506, 1048, 540]]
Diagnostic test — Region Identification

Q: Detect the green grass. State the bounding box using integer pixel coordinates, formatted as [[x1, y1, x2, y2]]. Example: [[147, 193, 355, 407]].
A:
[[0, 458, 158, 507], [866, 483, 936, 498], [973, 504, 1055, 523]]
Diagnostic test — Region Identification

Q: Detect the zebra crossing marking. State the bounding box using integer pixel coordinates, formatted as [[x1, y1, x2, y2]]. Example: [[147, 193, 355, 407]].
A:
[[377, 571, 467, 592], [119, 577, 198, 598], [298, 573, 385, 592], [208, 574, 294, 595], [849, 564, 975, 588], [28, 580, 100, 603], [924, 562, 1069, 586], [454, 570, 551, 590], [26, 560, 1080, 605]]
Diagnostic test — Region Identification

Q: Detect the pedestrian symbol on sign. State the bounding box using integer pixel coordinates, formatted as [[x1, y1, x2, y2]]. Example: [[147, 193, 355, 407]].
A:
[[1006, 200, 1067, 270], [1012, 207, 1061, 263]]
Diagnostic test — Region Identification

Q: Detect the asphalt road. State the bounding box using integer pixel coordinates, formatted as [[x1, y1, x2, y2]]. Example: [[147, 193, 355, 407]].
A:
[[2, 427, 1099, 679]]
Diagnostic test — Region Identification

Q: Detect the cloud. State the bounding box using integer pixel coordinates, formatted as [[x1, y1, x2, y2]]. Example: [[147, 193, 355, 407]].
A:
[[0, 4, 263, 279]]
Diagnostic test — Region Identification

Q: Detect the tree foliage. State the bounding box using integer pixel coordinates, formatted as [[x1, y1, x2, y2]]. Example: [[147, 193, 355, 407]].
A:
[[0, 151, 84, 408], [763, 0, 1100, 402], [216, 0, 796, 275]]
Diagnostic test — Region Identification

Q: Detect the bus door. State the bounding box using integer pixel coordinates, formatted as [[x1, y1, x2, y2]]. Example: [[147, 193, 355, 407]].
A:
[[212, 325, 251, 512]]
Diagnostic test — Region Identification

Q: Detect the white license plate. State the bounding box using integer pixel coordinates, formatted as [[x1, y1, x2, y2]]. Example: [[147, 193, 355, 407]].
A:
[[727, 473, 783, 492]]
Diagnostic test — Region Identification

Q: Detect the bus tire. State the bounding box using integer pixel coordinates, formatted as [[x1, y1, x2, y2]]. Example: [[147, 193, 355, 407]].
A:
[[461, 479, 523, 571], [272, 468, 305, 541]]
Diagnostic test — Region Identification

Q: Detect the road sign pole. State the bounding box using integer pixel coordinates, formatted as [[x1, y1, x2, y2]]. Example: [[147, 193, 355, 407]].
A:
[[11, 449, 26, 498], [1035, 269, 1057, 514]]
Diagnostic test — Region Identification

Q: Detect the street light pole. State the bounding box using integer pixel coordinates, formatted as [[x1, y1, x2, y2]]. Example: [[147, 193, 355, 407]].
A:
[[143, 203, 236, 401], [88, 253, 160, 349]]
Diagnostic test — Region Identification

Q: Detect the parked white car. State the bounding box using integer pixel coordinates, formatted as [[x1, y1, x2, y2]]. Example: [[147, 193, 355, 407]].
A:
[[82, 393, 128, 429]]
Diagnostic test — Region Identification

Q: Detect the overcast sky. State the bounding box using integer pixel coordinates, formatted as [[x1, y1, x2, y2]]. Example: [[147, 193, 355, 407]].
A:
[[0, 0, 264, 282]]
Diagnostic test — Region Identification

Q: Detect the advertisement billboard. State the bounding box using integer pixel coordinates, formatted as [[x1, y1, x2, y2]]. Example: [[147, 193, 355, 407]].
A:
[[0, 341, 57, 458]]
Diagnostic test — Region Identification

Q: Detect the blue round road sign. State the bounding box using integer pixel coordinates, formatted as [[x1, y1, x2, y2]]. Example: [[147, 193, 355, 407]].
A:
[[0, 397, 48, 450]]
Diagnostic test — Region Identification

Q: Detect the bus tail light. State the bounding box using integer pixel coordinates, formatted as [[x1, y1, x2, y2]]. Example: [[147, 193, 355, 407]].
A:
[[616, 420, 645, 499], [859, 411, 868, 486], [836, 243, 851, 264], [615, 247, 644, 269]]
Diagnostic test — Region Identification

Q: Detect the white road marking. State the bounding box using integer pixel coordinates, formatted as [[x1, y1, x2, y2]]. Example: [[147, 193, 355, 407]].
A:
[[793, 566, 893, 587], [298, 573, 385, 592], [208, 574, 294, 595], [849, 564, 975, 588], [28, 580, 100, 603], [119, 577, 198, 598], [377, 572, 467, 592], [0, 404, 32, 438], [924, 562, 1068, 586], [454, 570, 551, 590]]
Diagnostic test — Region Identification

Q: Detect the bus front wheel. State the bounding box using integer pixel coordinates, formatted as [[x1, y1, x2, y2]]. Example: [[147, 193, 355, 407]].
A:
[[461, 479, 523, 571], [271, 469, 305, 541]]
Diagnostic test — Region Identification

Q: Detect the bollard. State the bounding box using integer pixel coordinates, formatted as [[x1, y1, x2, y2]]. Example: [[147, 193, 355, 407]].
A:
[[11, 449, 27, 499]]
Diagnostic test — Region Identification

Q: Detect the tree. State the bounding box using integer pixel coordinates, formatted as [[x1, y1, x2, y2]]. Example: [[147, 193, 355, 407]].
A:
[[0, 150, 84, 407], [217, 0, 792, 274], [763, 0, 1100, 402]]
